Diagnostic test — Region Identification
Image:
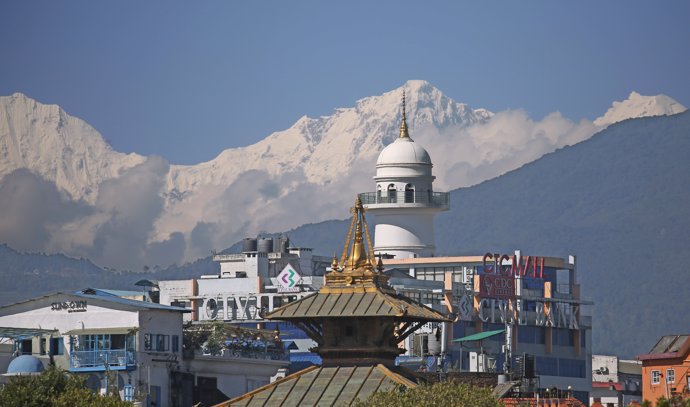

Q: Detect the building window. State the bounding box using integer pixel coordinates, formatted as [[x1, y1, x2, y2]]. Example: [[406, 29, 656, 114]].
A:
[[387, 184, 397, 203], [666, 369, 675, 384], [404, 184, 414, 203], [651, 370, 661, 385], [144, 334, 152, 351], [535, 356, 558, 376], [50, 337, 64, 355], [558, 358, 586, 378], [20, 339, 32, 355], [172, 335, 179, 353], [156, 334, 169, 351]]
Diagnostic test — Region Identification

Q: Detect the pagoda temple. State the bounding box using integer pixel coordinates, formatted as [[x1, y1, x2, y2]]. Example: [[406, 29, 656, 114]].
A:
[[217, 197, 452, 406]]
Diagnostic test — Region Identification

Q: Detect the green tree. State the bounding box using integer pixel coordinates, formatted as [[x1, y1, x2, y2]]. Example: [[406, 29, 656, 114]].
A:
[[0, 365, 131, 407], [353, 380, 503, 407]]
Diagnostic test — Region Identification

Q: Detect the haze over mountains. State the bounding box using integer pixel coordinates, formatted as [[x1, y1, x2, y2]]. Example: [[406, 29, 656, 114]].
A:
[[0, 81, 683, 270], [0, 83, 688, 357]]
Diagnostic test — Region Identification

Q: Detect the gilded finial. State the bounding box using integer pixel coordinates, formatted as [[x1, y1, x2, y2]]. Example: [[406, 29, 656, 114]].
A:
[[323, 196, 394, 292], [331, 255, 339, 273], [399, 89, 410, 139]]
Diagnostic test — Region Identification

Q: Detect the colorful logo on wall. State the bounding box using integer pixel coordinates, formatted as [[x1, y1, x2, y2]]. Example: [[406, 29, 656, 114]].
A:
[[278, 264, 301, 292], [458, 294, 473, 321]]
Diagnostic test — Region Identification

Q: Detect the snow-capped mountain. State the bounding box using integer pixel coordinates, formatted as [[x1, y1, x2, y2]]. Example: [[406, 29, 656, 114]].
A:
[[156, 80, 493, 247], [0, 93, 145, 203], [166, 80, 491, 192], [594, 91, 686, 127], [0, 82, 685, 269]]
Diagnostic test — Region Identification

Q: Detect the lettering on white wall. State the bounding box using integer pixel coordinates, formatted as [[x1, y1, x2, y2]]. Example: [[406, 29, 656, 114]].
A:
[[51, 301, 87, 313]]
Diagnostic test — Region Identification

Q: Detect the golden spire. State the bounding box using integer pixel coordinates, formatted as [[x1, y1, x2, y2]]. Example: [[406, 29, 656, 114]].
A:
[[399, 89, 410, 139], [323, 196, 392, 292]]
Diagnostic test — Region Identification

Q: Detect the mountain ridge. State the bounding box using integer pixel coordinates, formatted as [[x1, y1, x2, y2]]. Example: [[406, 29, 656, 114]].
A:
[[0, 83, 685, 269]]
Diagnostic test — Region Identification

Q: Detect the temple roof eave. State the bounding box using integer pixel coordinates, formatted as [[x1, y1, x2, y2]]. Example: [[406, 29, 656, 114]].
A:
[[264, 290, 452, 322]]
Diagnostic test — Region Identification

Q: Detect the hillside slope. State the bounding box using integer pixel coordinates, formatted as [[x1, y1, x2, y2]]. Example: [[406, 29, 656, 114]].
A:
[[266, 111, 690, 357], [434, 111, 690, 357]]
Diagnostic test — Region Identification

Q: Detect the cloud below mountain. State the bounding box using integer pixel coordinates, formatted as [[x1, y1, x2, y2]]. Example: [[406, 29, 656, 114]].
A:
[[417, 110, 599, 190], [0, 84, 685, 269]]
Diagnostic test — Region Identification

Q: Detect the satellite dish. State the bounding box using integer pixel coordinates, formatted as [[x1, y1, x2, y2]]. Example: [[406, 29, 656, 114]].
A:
[[206, 299, 218, 319]]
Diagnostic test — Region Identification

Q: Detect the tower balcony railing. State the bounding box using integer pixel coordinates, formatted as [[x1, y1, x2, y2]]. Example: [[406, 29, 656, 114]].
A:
[[358, 191, 449, 208]]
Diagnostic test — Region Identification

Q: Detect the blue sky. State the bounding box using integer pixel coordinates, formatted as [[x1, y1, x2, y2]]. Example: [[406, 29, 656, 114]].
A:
[[2, 1, 689, 164]]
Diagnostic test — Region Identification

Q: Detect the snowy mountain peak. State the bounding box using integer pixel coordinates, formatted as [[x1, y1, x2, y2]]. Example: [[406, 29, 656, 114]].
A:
[[594, 91, 686, 127], [0, 93, 146, 202]]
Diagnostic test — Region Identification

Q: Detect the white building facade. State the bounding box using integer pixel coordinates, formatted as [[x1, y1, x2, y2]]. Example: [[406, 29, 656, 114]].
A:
[[0, 289, 291, 407], [0, 291, 186, 406]]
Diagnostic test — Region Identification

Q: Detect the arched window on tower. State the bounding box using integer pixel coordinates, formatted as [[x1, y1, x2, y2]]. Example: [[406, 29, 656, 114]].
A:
[[377, 185, 382, 204], [387, 184, 397, 203], [405, 184, 415, 203]]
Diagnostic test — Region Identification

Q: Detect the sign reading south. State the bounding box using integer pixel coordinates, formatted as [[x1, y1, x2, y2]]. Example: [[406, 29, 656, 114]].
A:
[[277, 264, 302, 292]]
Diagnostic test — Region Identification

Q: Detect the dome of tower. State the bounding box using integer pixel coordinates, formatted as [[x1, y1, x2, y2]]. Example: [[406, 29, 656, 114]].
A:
[[5, 355, 45, 376], [376, 90, 432, 168], [376, 137, 432, 166]]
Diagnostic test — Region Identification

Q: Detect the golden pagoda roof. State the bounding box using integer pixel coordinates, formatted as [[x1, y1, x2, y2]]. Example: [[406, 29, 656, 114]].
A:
[[215, 364, 419, 407], [264, 197, 451, 322]]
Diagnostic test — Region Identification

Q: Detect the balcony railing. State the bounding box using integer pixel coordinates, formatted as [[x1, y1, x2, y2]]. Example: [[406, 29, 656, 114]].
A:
[[195, 347, 289, 362], [70, 349, 136, 371], [358, 191, 449, 208]]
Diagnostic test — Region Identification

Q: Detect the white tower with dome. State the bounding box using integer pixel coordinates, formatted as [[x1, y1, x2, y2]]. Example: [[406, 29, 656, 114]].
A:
[[359, 91, 449, 258]]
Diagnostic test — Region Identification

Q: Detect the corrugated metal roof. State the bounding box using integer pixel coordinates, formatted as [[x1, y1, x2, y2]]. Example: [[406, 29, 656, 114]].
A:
[[650, 335, 690, 354], [266, 291, 451, 322], [216, 364, 418, 407], [617, 360, 641, 375], [638, 334, 690, 361], [0, 291, 189, 313], [0, 327, 58, 339]]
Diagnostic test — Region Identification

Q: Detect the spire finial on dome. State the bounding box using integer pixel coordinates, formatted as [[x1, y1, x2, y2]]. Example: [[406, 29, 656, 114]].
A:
[[399, 89, 410, 139]]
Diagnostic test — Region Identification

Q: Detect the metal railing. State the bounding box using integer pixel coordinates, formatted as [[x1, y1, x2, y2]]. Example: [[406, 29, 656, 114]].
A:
[[358, 191, 449, 207], [197, 347, 289, 361], [70, 349, 136, 370]]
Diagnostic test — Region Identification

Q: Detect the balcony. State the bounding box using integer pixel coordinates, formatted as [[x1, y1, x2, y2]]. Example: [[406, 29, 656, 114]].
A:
[[358, 191, 449, 209], [69, 349, 136, 372], [194, 346, 289, 362]]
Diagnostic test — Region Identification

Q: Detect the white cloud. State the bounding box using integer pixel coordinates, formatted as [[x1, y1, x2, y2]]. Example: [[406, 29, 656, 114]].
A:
[[0, 109, 601, 270], [415, 110, 599, 190]]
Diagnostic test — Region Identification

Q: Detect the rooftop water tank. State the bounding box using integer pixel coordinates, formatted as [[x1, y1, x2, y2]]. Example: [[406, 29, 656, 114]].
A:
[[257, 238, 273, 253], [242, 238, 258, 253], [273, 236, 290, 253]]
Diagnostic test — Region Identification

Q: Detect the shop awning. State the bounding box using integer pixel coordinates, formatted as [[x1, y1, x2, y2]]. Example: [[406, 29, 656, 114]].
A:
[[452, 329, 504, 343], [64, 327, 138, 335], [0, 327, 58, 339]]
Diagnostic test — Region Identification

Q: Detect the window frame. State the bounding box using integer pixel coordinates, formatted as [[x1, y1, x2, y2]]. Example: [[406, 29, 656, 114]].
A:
[[156, 334, 169, 352], [651, 369, 661, 385], [666, 368, 675, 384], [144, 333, 153, 351]]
